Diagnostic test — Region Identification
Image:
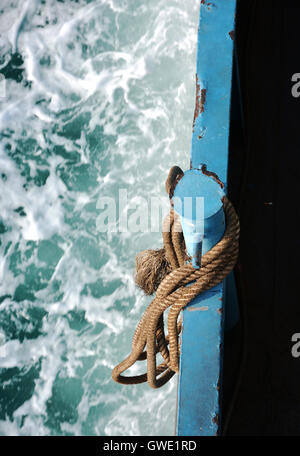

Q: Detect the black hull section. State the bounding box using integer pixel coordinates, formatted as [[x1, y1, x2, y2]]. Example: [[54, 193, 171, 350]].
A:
[[223, 0, 300, 436]]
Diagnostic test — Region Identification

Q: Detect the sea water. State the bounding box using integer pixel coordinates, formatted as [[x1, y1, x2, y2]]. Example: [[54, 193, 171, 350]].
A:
[[0, 0, 198, 436]]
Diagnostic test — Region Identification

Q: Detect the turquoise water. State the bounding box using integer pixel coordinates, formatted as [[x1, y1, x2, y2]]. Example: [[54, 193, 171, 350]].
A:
[[0, 0, 198, 436]]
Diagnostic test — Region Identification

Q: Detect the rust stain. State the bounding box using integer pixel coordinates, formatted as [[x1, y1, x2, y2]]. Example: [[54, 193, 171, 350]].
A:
[[212, 414, 219, 426], [197, 127, 207, 141], [201, 164, 224, 189], [192, 77, 206, 131], [188, 306, 209, 312], [201, 1, 217, 10], [192, 75, 201, 131], [207, 2, 214, 10], [200, 89, 206, 113], [229, 30, 234, 40]]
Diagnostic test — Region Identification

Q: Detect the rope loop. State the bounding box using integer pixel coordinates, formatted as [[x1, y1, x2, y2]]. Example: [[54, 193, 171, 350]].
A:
[[112, 169, 240, 388]]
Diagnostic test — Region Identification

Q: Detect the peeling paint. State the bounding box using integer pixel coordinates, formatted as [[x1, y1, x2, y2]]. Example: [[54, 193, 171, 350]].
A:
[[217, 308, 222, 315], [201, 0, 217, 9], [192, 78, 207, 132], [200, 89, 206, 113], [192, 75, 201, 131], [197, 127, 207, 141], [229, 30, 234, 40], [207, 3, 217, 11]]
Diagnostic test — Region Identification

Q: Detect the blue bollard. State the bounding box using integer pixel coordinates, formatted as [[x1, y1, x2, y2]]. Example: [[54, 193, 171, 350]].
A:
[[173, 169, 226, 436]]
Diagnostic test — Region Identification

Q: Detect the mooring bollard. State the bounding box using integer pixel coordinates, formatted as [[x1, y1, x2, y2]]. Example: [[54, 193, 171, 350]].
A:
[[173, 169, 226, 436]]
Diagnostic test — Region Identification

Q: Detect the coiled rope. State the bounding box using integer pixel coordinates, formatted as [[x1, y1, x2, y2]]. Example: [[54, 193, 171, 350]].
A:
[[112, 169, 240, 389]]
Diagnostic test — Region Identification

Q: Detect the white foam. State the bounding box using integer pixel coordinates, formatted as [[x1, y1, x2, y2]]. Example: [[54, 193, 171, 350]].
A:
[[0, 0, 199, 436]]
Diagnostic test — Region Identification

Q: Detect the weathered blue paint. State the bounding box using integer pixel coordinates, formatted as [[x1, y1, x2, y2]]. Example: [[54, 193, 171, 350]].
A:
[[191, 0, 236, 181], [175, 0, 237, 436], [177, 284, 223, 436], [173, 170, 225, 262]]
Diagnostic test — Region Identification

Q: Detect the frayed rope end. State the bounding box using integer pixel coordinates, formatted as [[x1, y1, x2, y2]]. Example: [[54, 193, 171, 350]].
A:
[[135, 248, 171, 295]]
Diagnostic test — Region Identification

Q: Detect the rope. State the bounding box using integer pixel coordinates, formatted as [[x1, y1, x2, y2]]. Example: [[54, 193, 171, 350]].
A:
[[112, 174, 240, 389]]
